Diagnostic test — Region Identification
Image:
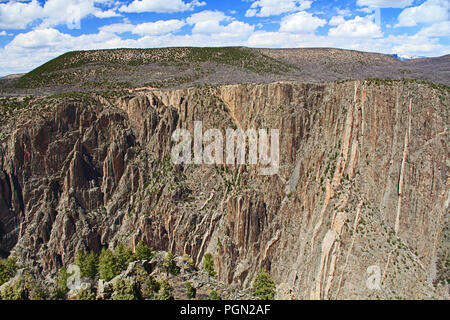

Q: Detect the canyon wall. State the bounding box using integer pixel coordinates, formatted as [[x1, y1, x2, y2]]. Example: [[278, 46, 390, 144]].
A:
[[0, 80, 448, 299]]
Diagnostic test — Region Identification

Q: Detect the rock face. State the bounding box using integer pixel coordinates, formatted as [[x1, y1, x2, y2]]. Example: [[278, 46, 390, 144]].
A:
[[0, 80, 448, 299]]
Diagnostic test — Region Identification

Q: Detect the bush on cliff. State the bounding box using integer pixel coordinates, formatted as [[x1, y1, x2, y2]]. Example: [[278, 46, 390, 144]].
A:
[[253, 269, 276, 300]]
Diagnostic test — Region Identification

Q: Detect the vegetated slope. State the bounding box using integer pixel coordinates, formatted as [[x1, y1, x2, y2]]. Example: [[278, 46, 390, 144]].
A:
[[1, 47, 449, 97], [257, 48, 450, 84], [8, 47, 299, 94], [0, 79, 448, 299]]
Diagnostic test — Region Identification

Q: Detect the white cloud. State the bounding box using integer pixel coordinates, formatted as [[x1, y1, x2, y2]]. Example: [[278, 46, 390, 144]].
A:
[[119, 0, 205, 13], [0, 0, 42, 29], [416, 21, 450, 37], [329, 15, 345, 26], [0, 30, 11, 36], [336, 9, 352, 17], [187, 11, 231, 26], [99, 23, 135, 34], [246, 30, 449, 58], [186, 10, 254, 38], [0, 0, 120, 30], [133, 20, 186, 35], [328, 15, 383, 38], [245, 0, 312, 17], [396, 0, 450, 27], [279, 11, 326, 33], [100, 19, 186, 36], [358, 7, 374, 13], [356, 0, 413, 8], [94, 9, 122, 18]]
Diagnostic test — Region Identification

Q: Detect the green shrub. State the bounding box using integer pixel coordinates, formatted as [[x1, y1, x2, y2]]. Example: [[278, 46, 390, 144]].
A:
[[77, 288, 96, 300], [114, 243, 134, 272], [185, 281, 196, 299], [56, 266, 71, 298], [154, 280, 173, 300], [112, 278, 137, 300], [182, 253, 195, 270], [0, 282, 23, 300], [0, 257, 18, 286], [74, 249, 99, 279], [208, 290, 221, 300], [203, 253, 216, 279], [134, 241, 153, 261], [98, 248, 119, 281], [253, 269, 276, 300], [163, 252, 179, 276]]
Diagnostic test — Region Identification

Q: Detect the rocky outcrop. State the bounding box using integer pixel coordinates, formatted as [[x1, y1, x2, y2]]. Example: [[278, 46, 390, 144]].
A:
[[0, 80, 448, 299]]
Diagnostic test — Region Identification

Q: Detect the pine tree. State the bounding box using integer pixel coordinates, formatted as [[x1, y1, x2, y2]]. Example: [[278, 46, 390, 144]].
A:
[[75, 249, 99, 279], [185, 281, 196, 299], [0, 257, 18, 286], [84, 251, 99, 279], [163, 251, 179, 276], [208, 290, 221, 300], [74, 249, 87, 275], [253, 269, 276, 300], [155, 279, 173, 300], [115, 243, 134, 271], [112, 278, 137, 300], [56, 266, 70, 297], [98, 248, 118, 281], [203, 253, 216, 279], [134, 241, 153, 261]]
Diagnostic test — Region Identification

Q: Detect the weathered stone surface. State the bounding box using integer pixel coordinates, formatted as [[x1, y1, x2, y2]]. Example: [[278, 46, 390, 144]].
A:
[[0, 80, 448, 299]]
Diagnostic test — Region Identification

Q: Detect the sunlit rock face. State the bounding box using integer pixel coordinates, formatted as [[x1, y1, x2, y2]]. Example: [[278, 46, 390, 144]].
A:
[[0, 80, 448, 299]]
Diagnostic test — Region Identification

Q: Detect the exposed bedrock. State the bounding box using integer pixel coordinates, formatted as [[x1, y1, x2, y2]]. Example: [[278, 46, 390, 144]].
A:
[[0, 80, 448, 299]]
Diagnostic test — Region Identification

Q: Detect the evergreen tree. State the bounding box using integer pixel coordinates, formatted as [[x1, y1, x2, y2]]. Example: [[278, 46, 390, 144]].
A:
[[112, 278, 137, 300], [75, 249, 99, 279], [77, 288, 96, 300], [0, 257, 18, 286], [134, 241, 153, 261], [56, 266, 71, 298], [185, 281, 196, 299], [253, 269, 276, 300], [208, 290, 221, 300], [115, 243, 134, 271], [74, 249, 87, 275], [163, 251, 179, 276], [84, 251, 99, 279], [182, 253, 194, 270], [203, 253, 216, 279], [98, 248, 118, 281], [154, 279, 173, 300]]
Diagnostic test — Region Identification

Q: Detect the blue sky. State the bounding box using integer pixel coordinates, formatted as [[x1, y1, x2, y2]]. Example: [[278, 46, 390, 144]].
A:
[[0, 0, 449, 76]]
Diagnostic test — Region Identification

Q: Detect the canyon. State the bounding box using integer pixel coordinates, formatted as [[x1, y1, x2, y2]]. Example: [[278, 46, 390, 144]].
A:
[[0, 48, 448, 299]]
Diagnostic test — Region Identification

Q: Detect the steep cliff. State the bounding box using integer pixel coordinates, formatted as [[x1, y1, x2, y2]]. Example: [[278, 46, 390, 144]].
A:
[[0, 79, 448, 299]]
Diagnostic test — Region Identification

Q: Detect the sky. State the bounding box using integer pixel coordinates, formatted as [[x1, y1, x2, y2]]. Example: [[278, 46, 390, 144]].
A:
[[0, 0, 449, 76]]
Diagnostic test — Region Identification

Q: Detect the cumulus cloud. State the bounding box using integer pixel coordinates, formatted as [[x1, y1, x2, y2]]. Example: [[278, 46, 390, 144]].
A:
[[100, 19, 186, 35], [356, 0, 413, 8], [245, 0, 312, 17], [416, 21, 450, 37], [186, 11, 254, 38], [0, 0, 120, 30], [0, 0, 43, 29], [279, 11, 326, 33], [396, 0, 450, 27], [328, 15, 383, 38], [119, 0, 205, 13]]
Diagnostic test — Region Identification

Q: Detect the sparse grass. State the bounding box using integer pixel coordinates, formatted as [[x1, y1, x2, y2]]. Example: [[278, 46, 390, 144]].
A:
[[14, 47, 298, 89]]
